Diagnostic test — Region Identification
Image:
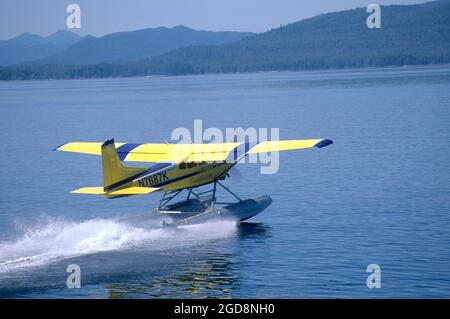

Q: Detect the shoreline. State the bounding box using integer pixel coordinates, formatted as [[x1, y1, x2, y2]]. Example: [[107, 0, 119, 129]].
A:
[[1, 63, 450, 83]]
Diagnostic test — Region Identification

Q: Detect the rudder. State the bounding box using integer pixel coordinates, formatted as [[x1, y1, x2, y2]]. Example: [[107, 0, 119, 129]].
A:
[[101, 139, 147, 191]]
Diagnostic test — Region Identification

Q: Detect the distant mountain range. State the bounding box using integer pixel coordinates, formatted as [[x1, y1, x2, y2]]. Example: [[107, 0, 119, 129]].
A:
[[0, 31, 82, 65], [1, 0, 449, 80], [34, 26, 254, 65], [146, 0, 450, 73], [0, 26, 253, 66]]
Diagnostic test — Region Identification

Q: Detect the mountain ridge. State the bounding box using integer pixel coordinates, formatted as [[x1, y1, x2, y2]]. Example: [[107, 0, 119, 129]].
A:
[[0, 31, 83, 66], [1, 0, 449, 80], [144, 0, 450, 73], [33, 26, 254, 65]]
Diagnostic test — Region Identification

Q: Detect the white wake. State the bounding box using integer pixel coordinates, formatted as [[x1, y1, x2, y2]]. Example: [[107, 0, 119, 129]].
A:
[[0, 217, 237, 272]]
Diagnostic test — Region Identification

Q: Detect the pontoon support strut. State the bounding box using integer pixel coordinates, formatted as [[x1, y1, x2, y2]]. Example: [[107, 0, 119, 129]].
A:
[[156, 180, 243, 211]]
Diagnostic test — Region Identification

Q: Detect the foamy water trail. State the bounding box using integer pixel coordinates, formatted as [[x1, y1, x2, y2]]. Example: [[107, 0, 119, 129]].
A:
[[0, 217, 237, 272]]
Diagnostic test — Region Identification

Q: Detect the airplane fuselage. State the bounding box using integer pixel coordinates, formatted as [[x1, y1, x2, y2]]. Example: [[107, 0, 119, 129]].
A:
[[131, 161, 234, 192]]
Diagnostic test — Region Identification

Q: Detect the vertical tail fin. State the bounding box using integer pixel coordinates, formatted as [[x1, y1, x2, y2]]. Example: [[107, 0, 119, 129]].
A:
[[101, 139, 146, 191]]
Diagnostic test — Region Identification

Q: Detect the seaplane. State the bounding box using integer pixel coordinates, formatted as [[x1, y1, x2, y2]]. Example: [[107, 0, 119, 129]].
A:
[[54, 138, 333, 226]]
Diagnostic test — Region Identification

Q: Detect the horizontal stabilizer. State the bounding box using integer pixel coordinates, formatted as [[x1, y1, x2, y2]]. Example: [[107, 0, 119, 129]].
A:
[[71, 186, 160, 196], [71, 187, 105, 194], [108, 187, 161, 195]]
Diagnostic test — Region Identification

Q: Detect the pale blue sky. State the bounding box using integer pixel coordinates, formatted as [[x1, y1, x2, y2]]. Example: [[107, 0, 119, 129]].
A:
[[0, 0, 429, 40]]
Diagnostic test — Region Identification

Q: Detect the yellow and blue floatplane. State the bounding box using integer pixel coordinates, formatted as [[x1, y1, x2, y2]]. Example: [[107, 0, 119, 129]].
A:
[[55, 138, 333, 226]]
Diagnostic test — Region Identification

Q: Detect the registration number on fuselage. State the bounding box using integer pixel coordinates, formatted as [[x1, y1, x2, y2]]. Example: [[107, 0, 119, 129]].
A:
[[138, 172, 169, 187]]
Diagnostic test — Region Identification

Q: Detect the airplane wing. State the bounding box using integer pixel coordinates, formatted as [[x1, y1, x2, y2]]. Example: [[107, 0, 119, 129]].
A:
[[54, 139, 332, 163], [247, 139, 333, 153], [54, 142, 240, 162]]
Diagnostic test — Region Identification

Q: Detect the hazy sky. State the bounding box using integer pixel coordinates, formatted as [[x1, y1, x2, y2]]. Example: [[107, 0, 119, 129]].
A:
[[0, 0, 429, 40]]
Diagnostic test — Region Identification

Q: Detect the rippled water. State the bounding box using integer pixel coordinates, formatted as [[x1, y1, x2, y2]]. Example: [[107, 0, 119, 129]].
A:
[[0, 65, 449, 298]]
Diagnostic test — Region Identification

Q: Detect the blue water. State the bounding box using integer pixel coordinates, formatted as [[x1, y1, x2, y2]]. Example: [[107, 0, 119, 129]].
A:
[[0, 65, 449, 298]]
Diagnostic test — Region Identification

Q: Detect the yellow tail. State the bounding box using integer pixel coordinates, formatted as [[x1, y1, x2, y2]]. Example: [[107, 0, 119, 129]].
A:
[[101, 139, 146, 191]]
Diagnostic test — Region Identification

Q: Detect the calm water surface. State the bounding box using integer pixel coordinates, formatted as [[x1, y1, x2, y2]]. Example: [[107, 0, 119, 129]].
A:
[[0, 65, 449, 298]]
